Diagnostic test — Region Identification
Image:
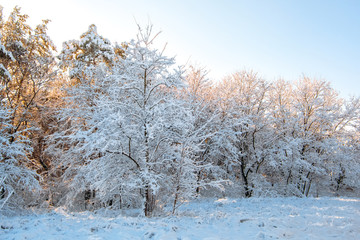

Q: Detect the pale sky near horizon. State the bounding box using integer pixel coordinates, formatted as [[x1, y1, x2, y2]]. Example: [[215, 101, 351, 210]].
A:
[[1, 0, 360, 97]]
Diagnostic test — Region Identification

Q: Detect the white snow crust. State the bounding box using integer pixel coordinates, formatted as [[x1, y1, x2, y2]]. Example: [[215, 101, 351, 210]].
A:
[[1, 197, 359, 239]]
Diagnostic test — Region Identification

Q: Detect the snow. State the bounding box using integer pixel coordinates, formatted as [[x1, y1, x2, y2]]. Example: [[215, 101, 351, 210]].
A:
[[1, 197, 359, 239]]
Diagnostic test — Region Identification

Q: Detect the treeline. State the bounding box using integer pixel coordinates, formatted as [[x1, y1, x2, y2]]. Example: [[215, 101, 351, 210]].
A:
[[1, 7, 359, 216]]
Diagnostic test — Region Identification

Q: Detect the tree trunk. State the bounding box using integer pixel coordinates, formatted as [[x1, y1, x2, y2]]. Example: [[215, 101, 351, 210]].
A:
[[144, 184, 155, 217], [240, 157, 252, 198], [172, 184, 180, 215]]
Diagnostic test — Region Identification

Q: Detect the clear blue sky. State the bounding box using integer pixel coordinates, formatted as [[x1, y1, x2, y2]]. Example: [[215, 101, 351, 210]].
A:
[[2, 0, 360, 97]]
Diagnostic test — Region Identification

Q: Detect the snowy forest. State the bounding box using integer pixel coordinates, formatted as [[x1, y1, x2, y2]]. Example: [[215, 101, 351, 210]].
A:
[[1, 6, 360, 218]]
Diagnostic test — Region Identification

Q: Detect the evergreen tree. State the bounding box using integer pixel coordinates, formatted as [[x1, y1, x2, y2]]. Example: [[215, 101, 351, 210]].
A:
[[0, 6, 56, 209]]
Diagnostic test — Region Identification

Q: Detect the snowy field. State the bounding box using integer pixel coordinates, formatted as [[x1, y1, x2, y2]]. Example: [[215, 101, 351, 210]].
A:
[[1, 197, 359, 240]]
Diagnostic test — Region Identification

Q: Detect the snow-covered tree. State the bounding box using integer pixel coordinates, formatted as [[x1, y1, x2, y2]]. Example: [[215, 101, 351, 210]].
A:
[[0, 33, 40, 211], [213, 71, 272, 197], [321, 96, 360, 194], [0, 105, 40, 211], [286, 78, 343, 195], [167, 66, 225, 214], [266, 77, 360, 196], [0, 6, 57, 185], [58, 24, 123, 85], [50, 25, 225, 216]]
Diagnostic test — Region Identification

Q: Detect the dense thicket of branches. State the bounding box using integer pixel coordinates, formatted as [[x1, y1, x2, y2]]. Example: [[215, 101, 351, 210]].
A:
[[1, 6, 359, 215]]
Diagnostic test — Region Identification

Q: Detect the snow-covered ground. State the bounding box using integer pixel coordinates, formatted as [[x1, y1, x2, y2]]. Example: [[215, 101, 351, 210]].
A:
[[1, 197, 359, 239]]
